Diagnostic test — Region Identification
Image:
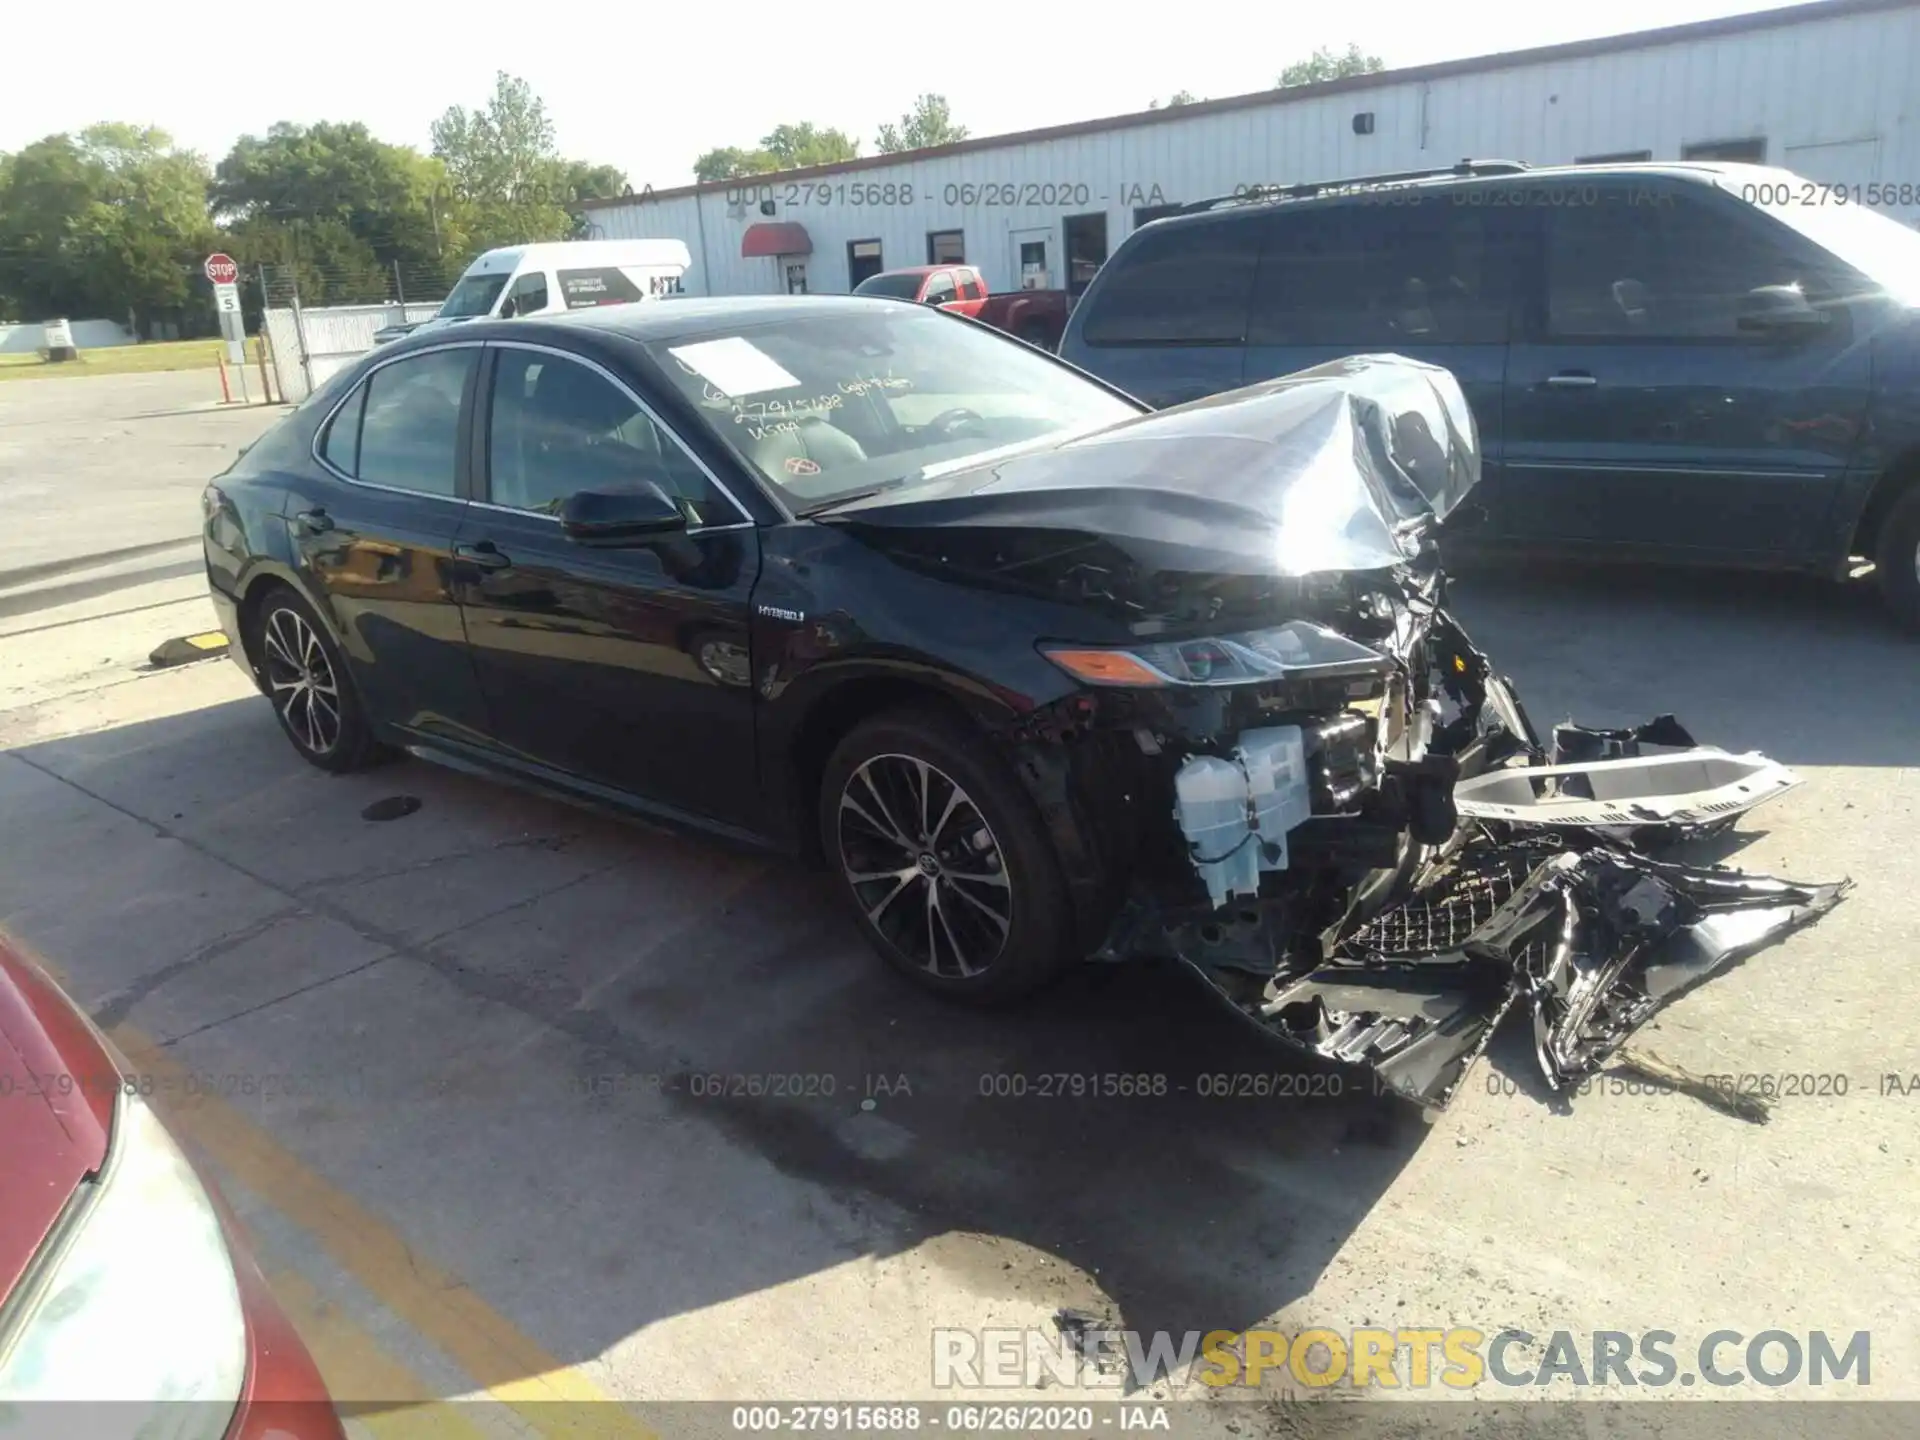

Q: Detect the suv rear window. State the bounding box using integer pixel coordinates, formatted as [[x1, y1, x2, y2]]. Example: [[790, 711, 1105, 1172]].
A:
[[1077, 218, 1261, 346]]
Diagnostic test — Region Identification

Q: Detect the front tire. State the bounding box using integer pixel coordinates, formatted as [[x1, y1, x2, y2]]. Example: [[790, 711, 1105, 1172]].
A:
[[1873, 485, 1920, 634], [820, 707, 1075, 1003], [248, 586, 384, 772]]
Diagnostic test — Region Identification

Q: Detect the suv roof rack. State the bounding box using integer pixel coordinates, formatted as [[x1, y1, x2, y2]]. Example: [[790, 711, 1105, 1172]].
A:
[[1175, 159, 1531, 215]]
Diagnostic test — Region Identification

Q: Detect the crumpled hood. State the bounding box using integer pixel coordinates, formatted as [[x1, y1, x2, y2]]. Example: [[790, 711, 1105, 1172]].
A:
[[829, 353, 1480, 578]]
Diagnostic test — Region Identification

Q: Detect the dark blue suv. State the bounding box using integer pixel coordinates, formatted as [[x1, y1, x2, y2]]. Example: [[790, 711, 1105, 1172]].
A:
[[1059, 160, 1920, 629]]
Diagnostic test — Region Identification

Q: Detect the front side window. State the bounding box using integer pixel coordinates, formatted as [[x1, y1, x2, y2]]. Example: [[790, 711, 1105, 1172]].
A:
[[645, 307, 1140, 511], [506, 272, 549, 315], [1248, 198, 1515, 347], [342, 349, 474, 495], [1078, 217, 1260, 346], [922, 272, 957, 305], [438, 273, 509, 319], [1544, 188, 1838, 339], [487, 349, 736, 525]]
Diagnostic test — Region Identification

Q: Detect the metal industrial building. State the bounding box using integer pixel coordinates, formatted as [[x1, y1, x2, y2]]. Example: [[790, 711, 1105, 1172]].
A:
[[582, 0, 1920, 299]]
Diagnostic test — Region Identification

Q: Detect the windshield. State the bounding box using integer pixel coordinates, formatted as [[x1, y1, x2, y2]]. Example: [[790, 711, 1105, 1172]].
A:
[[1725, 174, 1920, 303], [646, 307, 1140, 509], [438, 272, 510, 319], [853, 272, 925, 300]]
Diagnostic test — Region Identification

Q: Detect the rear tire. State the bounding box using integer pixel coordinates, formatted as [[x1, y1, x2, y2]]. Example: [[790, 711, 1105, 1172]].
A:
[[1873, 486, 1920, 634], [820, 707, 1075, 1003], [1019, 321, 1053, 351], [247, 585, 385, 773]]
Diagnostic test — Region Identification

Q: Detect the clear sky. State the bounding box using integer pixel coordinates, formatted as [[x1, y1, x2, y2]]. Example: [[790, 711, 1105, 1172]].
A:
[[6, 0, 1781, 185]]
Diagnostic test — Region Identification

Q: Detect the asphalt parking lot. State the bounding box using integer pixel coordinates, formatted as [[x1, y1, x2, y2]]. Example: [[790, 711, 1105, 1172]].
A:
[[2, 372, 1918, 1435]]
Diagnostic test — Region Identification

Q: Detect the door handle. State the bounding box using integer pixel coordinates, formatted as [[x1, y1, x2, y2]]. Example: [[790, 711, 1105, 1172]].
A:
[[453, 540, 512, 571], [1544, 372, 1598, 388], [294, 507, 334, 533]]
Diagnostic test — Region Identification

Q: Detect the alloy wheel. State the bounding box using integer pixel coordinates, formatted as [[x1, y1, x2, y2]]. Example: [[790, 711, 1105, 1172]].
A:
[[836, 753, 1012, 979], [261, 606, 341, 756]]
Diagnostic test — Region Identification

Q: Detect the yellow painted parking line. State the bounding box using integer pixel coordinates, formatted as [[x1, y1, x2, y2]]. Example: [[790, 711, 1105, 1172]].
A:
[[106, 1025, 660, 1440], [6, 931, 653, 1440], [262, 1265, 498, 1440]]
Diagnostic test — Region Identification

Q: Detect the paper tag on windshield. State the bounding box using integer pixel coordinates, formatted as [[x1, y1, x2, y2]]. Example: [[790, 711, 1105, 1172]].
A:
[[667, 337, 802, 397]]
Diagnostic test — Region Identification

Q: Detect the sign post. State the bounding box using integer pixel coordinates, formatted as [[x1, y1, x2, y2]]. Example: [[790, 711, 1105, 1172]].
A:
[[205, 253, 247, 373]]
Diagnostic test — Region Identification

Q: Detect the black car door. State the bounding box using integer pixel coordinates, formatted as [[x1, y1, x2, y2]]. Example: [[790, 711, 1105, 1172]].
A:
[[1501, 178, 1871, 560], [451, 341, 765, 829], [288, 343, 492, 743]]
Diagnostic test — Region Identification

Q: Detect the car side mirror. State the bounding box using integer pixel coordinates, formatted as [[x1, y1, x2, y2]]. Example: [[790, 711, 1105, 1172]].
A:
[[559, 483, 688, 544], [1737, 284, 1828, 334], [497, 296, 518, 319]]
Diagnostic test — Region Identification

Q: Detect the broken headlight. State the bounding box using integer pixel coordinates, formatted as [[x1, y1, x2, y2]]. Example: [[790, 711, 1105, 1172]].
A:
[[1042, 621, 1391, 688]]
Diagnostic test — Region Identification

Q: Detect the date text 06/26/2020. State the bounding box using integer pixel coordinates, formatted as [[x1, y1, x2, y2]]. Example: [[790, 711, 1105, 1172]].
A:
[[722, 182, 1172, 209]]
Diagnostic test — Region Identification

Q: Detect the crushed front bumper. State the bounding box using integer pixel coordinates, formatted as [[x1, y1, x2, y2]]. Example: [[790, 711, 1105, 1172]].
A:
[[1094, 616, 1850, 1111]]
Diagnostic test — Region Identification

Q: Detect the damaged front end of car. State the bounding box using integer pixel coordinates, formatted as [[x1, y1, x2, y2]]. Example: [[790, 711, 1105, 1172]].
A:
[[833, 354, 1849, 1109]]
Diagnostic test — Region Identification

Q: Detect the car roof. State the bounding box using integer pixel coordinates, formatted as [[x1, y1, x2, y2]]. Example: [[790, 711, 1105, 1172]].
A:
[[390, 294, 925, 351], [1152, 158, 1766, 230]]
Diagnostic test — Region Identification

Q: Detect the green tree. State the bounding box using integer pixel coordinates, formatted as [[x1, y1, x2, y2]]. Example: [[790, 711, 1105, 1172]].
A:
[[0, 125, 215, 330], [761, 123, 861, 169], [693, 123, 860, 183], [694, 146, 778, 182], [1147, 91, 1199, 110], [430, 72, 624, 250], [1278, 44, 1384, 87], [210, 120, 448, 286], [875, 95, 969, 155]]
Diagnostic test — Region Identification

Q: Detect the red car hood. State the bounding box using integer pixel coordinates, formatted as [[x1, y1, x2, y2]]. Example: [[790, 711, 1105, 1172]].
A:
[[0, 942, 114, 1306]]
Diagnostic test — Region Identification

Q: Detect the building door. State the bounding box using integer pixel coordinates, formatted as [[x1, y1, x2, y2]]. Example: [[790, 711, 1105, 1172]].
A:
[[1008, 227, 1051, 290], [1062, 213, 1109, 298], [847, 239, 884, 288]]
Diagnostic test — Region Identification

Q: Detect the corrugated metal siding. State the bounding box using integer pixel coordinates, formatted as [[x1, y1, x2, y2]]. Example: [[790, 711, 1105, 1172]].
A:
[[589, 4, 1920, 296]]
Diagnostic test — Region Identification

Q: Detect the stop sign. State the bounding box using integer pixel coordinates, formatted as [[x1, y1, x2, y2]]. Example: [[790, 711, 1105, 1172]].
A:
[[204, 253, 240, 286]]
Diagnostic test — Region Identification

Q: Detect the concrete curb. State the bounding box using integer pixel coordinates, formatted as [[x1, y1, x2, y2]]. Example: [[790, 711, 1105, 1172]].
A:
[[148, 631, 231, 668]]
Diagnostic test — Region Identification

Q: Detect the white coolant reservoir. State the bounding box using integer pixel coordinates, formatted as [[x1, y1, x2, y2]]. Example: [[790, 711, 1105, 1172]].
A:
[[1235, 725, 1310, 871], [1172, 756, 1261, 909]]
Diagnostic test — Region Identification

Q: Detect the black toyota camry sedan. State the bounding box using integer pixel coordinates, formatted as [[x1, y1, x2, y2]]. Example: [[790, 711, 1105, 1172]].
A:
[[202, 297, 1518, 1032]]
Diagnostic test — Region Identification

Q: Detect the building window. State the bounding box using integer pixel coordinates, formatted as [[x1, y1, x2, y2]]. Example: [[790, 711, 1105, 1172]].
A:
[[1681, 137, 1766, 163], [1576, 150, 1653, 164], [785, 262, 808, 295], [847, 239, 884, 288], [1133, 203, 1185, 230], [927, 230, 965, 264]]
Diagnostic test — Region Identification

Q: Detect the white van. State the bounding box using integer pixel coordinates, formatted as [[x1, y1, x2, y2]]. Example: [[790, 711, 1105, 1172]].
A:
[[408, 239, 693, 338]]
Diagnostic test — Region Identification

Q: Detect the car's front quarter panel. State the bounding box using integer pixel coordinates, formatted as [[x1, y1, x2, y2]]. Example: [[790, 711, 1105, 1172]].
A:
[[749, 522, 1120, 844], [1846, 303, 1920, 554]]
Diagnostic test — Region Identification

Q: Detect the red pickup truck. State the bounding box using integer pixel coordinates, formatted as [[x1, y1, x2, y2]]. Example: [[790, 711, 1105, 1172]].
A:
[[852, 266, 1071, 351]]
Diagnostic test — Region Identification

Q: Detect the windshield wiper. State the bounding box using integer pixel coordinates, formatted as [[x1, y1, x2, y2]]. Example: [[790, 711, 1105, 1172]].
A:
[[795, 485, 896, 518]]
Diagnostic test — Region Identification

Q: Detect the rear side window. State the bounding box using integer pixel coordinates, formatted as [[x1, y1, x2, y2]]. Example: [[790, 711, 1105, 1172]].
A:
[[1248, 198, 1515, 347], [560, 267, 644, 308], [351, 349, 475, 496], [1077, 218, 1261, 346], [319, 384, 365, 473]]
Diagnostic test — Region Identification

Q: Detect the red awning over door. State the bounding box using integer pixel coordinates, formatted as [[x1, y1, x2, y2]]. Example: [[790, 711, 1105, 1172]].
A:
[[741, 222, 813, 258]]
